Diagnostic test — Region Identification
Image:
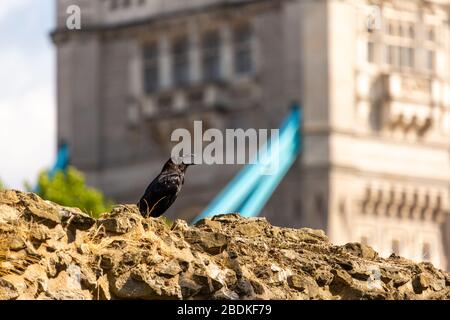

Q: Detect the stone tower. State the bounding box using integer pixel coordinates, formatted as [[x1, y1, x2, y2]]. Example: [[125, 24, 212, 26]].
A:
[[52, 0, 450, 269]]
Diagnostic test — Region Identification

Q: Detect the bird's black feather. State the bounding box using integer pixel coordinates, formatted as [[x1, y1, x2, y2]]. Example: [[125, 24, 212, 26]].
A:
[[137, 158, 190, 217]]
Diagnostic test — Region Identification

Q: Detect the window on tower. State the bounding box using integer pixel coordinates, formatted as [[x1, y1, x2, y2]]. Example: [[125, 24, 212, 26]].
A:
[[143, 43, 159, 94], [202, 31, 222, 82], [377, 19, 441, 73], [371, 19, 421, 71], [400, 46, 414, 68], [408, 25, 415, 39], [406, 47, 414, 68], [110, 0, 119, 10], [367, 41, 375, 63], [173, 36, 190, 86], [426, 50, 435, 72], [234, 24, 254, 76], [427, 27, 435, 42]]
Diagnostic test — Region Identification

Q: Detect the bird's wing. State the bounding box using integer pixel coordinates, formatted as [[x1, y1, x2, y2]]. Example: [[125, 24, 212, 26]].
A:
[[139, 173, 181, 216], [144, 173, 180, 194], [146, 173, 180, 195]]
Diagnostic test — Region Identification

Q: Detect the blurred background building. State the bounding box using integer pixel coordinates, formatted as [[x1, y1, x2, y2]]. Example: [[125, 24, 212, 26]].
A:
[[52, 0, 450, 269]]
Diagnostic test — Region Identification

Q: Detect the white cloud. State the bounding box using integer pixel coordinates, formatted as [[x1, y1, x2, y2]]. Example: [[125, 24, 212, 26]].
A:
[[0, 0, 29, 23], [0, 85, 56, 189], [0, 50, 34, 101]]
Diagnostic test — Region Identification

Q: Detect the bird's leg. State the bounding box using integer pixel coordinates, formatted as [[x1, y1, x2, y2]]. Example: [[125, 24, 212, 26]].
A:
[[143, 198, 151, 217], [148, 196, 167, 216]]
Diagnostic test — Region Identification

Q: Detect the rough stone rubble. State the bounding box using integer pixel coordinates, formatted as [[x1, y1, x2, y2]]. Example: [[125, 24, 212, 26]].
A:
[[0, 190, 449, 300]]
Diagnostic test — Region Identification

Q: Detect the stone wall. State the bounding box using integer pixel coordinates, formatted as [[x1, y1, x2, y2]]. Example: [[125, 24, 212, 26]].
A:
[[0, 190, 448, 300]]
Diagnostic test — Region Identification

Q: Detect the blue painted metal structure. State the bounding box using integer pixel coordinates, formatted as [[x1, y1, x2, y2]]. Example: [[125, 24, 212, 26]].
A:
[[34, 143, 70, 193], [192, 105, 302, 223], [48, 143, 70, 178]]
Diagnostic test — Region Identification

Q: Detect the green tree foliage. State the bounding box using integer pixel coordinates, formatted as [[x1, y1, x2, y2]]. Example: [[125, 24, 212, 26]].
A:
[[36, 167, 112, 218], [0, 179, 4, 190]]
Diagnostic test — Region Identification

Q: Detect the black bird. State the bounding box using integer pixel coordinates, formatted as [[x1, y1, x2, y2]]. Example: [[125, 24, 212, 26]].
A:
[[137, 156, 194, 217]]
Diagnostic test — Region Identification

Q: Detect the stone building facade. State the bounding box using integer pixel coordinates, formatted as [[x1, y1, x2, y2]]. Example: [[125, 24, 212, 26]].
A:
[[53, 0, 450, 269]]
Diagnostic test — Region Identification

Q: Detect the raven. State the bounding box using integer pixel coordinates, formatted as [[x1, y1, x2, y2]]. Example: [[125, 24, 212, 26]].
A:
[[137, 156, 194, 217]]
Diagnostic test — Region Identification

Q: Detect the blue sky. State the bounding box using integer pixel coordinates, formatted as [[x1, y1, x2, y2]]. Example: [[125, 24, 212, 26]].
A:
[[0, 0, 56, 189]]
